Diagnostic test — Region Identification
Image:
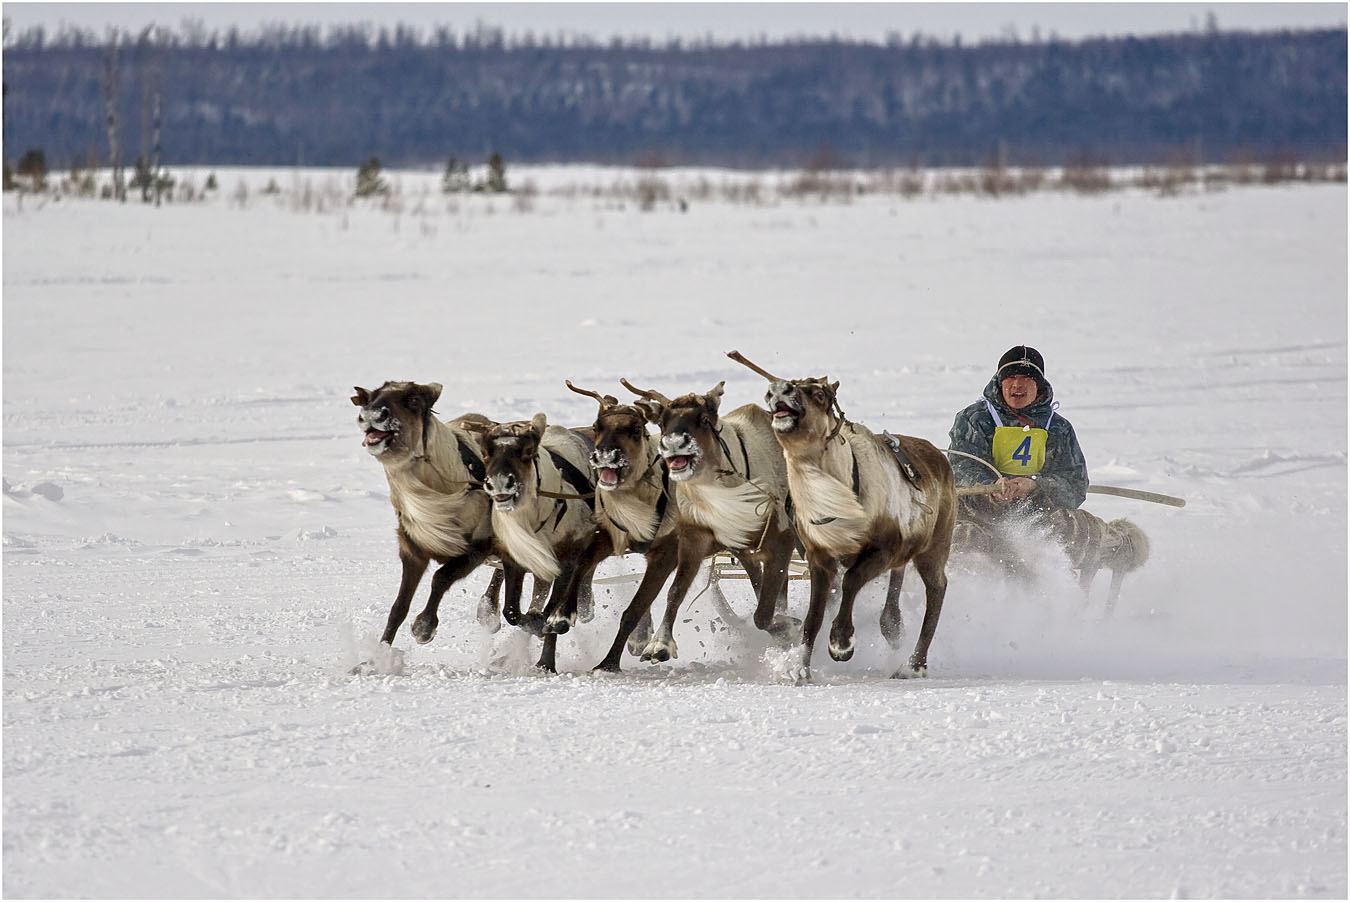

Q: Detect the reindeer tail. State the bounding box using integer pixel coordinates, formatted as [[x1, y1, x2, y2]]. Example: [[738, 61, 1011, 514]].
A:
[[1105, 518, 1150, 573]]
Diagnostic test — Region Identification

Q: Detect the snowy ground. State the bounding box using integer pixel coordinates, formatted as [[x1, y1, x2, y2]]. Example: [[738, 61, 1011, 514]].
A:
[[3, 170, 1346, 898]]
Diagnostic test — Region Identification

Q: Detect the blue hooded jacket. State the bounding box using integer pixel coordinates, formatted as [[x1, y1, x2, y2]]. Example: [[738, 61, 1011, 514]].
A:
[[948, 370, 1088, 512]]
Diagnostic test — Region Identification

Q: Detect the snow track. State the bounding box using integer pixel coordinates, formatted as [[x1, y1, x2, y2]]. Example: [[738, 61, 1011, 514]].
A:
[[3, 173, 1345, 896]]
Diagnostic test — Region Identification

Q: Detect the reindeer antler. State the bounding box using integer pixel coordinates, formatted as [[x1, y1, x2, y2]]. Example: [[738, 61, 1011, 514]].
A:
[[726, 350, 783, 383], [620, 378, 673, 405], [565, 380, 618, 407]]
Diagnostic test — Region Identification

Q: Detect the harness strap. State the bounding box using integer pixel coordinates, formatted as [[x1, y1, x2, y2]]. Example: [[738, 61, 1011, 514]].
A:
[[541, 448, 596, 509], [456, 435, 486, 484], [796, 443, 864, 528]]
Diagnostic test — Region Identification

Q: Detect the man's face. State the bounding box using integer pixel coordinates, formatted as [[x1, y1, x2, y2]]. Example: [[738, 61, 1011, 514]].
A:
[[1000, 374, 1038, 410]]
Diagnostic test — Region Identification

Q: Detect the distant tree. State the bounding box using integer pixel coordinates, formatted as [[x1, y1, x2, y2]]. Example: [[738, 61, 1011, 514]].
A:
[[355, 156, 389, 197], [441, 155, 469, 193], [483, 152, 508, 193], [16, 148, 46, 189]]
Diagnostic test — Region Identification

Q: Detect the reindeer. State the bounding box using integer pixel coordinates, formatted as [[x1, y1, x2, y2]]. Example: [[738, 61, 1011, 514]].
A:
[[469, 414, 613, 673], [564, 380, 680, 672], [619, 378, 798, 663], [353, 380, 523, 646], [729, 351, 957, 682]]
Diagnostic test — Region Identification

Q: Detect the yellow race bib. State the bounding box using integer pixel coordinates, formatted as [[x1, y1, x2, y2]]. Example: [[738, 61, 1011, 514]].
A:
[[992, 425, 1048, 476]]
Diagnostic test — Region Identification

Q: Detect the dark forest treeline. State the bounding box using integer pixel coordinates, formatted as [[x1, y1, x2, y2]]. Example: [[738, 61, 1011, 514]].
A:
[[2, 22, 1345, 170]]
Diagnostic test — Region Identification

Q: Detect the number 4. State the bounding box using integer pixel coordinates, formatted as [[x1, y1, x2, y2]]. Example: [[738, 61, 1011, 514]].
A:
[[1013, 436, 1033, 465]]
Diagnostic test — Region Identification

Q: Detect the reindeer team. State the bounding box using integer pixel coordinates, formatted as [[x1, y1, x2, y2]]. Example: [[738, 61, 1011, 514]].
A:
[[353, 352, 972, 681]]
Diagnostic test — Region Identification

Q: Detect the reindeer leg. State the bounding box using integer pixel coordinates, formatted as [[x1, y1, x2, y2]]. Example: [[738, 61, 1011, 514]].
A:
[[794, 556, 836, 684], [536, 633, 559, 673], [1104, 569, 1127, 617], [900, 550, 948, 678], [545, 533, 613, 636], [752, 529, 799, 645], [577, 579, 595, 623], [380, 547, 430, 645], [527, 575, 550, 614], [412, 551, 489, 644], [595, 543, 677, 672], [500, 562, 544, 636], [643, 534, 713, 663], [879, 567, 905, 649], [540, 563, 578, 635], [476, 566, 506, 633], [831, 546, 891, 662]]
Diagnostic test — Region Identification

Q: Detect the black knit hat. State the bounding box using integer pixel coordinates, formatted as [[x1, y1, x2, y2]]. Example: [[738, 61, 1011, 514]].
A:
[[996, 346, 1046, 386]]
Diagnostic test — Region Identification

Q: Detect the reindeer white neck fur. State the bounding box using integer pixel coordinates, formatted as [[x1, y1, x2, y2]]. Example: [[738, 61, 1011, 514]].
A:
[[487, 416, 594, 583], [672, 417, 779, 552], [595, 433, 668, 549], [385, 416, 491, 559]]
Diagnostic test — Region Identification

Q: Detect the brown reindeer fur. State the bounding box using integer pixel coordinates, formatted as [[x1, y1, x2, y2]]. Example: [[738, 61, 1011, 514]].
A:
[[765, 376, 957, 680], [352, 381, 505, 646], [624, 380, 798, 663], [564, 382, 680, 671], [471, 413, 613, 672]]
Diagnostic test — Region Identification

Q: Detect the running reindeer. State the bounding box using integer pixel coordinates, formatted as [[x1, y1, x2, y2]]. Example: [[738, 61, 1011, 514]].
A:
[[353, 381, 521, 646], [728, 351, 957, 682], [619, 377, 799, 663], [467, 414, 612, 673], [565, 380, 677, 671]]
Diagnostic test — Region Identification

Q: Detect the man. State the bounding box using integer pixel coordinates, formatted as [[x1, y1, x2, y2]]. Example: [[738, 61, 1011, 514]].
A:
[[947, 345, 1145, 583], [948, 345, 1087, 520]]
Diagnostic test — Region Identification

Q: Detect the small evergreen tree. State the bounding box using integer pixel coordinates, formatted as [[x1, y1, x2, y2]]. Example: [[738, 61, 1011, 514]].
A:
[[355, 156, 389, 197], [441, 155, 469, 193], [16, 148, 46, 189], [485, 152, 507, 193]]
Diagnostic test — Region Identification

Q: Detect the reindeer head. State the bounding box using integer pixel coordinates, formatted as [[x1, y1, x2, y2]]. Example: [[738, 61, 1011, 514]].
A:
[[765, 377, 842, 443], [351, 381, 443, 463], [623, 379, 725, 483], [567, 380, 654, 491], [474, 414, 548, 512]]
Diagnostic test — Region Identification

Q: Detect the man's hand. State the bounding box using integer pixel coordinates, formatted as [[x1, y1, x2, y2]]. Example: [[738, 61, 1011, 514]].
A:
[[992, 476, 1036, 503]]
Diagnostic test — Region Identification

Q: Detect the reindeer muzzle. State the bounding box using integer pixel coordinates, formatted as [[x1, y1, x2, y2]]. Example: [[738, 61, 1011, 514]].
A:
[[659, 433, 701, 480], [766, 382, 802, 431], [358, 408, 400, 454], [484, 475, 519, 510], [590, 448, 627, 489]]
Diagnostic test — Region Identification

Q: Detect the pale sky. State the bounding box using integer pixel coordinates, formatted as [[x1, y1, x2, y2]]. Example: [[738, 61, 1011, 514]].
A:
[[4, 2, 1346, 44]]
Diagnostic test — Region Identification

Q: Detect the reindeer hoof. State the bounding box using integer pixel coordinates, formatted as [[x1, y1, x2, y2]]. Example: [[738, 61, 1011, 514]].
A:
[[410, 615, 438, 644], [879, 607, 904, 648], [641, 639, 674, 663], [892, 661, 928, 679], [476, 595, 501, 633], [544, 615, 572, 635], [766, 615, 801, 646], [626, 628, 653, 657], [828, 638, 855, 662], [516, 611, 548, 637]]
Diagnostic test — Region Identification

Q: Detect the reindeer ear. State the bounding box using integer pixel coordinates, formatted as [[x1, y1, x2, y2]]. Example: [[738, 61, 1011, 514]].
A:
[[830, 380, 841, 395], [413, 382, 443, 410], [634, 399, 664, 424], [351, 387, 371, 406], [704, 381, 725, 411], [529, 412, 548, 435]]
